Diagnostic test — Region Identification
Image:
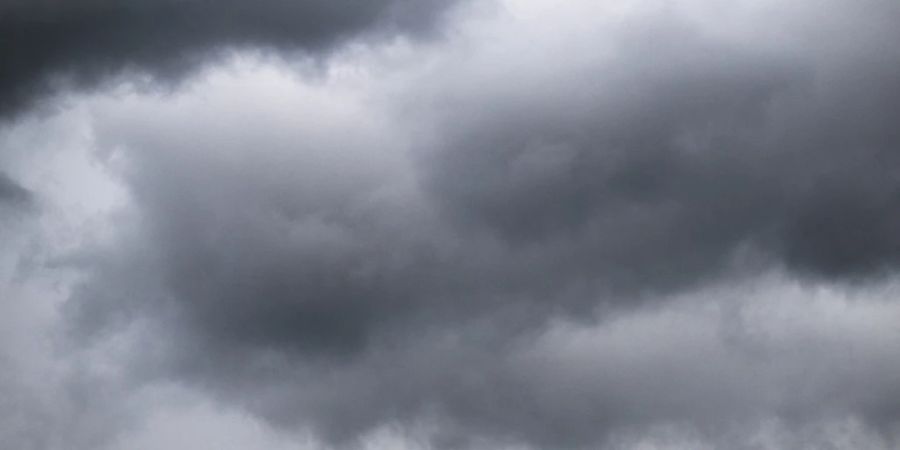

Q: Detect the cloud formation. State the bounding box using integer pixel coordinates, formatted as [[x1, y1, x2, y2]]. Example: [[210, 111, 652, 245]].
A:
[[2, 0, 900, 449], [0, 172, 30, 210], [0, 0, 455, 116]]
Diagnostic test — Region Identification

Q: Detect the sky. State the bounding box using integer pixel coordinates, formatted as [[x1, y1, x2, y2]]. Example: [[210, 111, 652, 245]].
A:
[[1, 0, 899, 449]]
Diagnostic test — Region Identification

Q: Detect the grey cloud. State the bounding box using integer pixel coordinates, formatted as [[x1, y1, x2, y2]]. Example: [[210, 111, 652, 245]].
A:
[[0, 207, 130, 450], [417, 9, 900, 287], [0, 171, 30, 206], [0, 0, 457, 117], [418, 22, 797, 294], [98, 276, 900, 449], [51, 0, 900, 449]]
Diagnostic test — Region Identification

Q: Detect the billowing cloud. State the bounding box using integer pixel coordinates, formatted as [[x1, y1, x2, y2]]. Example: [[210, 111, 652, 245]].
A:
[[0, 171, 29, 204], [0, 0, 458, 116], [2, 0, 900, 448], [414, 0, 900, 284]]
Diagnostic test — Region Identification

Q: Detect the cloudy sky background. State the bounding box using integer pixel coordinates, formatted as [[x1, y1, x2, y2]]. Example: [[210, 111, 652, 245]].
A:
[[2, 0, 900, 448]]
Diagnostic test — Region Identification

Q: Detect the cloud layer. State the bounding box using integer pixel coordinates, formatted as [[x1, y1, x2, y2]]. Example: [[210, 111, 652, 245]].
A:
[[2, 0, 900, 449], [0, 0, 455, 116]]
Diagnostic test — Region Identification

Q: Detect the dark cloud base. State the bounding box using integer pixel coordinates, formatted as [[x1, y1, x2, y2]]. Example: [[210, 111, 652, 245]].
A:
[[0, 171, 30, 206], [4, 0, 900, 449], [0, 0, 454, 117]]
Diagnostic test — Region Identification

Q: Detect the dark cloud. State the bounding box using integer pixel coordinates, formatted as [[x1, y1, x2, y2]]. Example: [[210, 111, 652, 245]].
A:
[[34, 0, 900, 448], [0, 0, 456, 117], [0, 171, 30, 206], [418, 22, 797, 295], [417, 10, 900, 287]]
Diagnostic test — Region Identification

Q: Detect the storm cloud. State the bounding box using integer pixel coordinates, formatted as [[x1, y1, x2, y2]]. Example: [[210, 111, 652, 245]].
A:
[[0, 0, 456, 116], [3, 0, 900, 449]]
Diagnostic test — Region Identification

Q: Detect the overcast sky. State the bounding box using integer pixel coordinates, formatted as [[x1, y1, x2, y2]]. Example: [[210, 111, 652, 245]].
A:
[[2, 0, 900, 449]]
